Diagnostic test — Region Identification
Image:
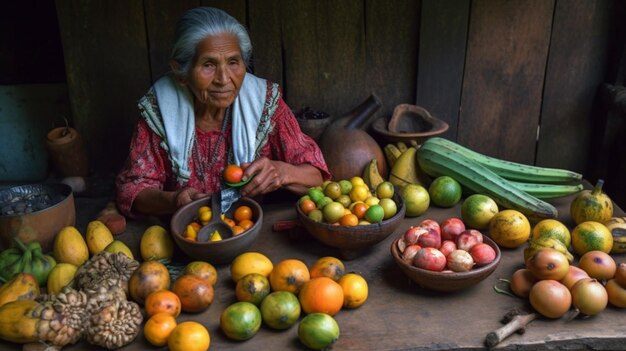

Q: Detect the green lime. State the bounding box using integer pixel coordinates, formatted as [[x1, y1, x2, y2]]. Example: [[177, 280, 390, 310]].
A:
[[339, 180, 353, 195], [308, 188, 324, 204], [364, 204, 385, 223], [316, 196, 333, 210], [428, 176, 462, 208]]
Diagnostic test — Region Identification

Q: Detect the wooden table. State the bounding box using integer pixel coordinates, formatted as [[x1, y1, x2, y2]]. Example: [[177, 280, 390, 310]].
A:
[[3, 190, 625, 351]]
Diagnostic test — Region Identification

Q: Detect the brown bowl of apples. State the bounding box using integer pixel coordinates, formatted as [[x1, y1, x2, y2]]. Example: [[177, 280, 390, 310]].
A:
[[390, 218, 501, 292]]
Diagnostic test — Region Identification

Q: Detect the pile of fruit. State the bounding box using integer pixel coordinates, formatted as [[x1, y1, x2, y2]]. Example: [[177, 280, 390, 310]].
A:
[[299, 177, 399, 225], [396, 217, 497, 272], [221, 252, 368, 350], [184, 203, 256, 241]]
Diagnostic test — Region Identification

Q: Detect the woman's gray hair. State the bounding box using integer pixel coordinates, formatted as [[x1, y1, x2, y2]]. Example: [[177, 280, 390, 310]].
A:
[[170, 7, 252, 79]]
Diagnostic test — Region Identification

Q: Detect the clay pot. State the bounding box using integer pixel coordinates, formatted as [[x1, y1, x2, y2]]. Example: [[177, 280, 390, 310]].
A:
[[46, 127, 89, 177], [318, 95, 386, 180]]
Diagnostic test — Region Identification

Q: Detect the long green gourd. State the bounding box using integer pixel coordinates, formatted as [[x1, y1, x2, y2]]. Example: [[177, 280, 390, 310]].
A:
[[417, 140, 558, 220], [428, 137, 582, 183]]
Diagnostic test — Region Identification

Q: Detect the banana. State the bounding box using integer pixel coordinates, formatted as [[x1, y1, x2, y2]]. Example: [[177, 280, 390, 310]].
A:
[[362, 158, 385, 191], [389, 146, 421, 187], [524, 237, 574, 263], [384, 144, 403, 168], [605, 217, 626, 254], [396, 141, 408, 153]]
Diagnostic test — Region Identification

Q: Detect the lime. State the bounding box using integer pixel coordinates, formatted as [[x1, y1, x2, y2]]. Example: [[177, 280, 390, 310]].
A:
[[378, 198, 397, 219], [365, 204, 385, 223], [428, 176, 462, 208], [324, 182, 342, 200], [316, 196, 333, 210], [399, 184, 430, 217], [338, 179, 353, 195], [461, 194, 498, 229], [323, 202, 346, 224], [308, 188, 324, 204]]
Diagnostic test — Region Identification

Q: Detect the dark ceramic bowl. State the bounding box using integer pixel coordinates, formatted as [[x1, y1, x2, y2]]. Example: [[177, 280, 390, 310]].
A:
[[170, 196, 263, 265], [372, 104, 449, 144], [390, 235, 501, 292], [296, 193, 405, 255], [0, 183, 75, 253]]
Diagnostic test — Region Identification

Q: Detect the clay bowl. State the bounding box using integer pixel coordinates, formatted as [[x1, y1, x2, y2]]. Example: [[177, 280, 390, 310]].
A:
[[295, 109, 334, 142], [296, 193, 405, 259], [0, 183, 75, 253], [170, 196, 263, 265], [390, 235, 501, 292], [372, 104, 449, 144]]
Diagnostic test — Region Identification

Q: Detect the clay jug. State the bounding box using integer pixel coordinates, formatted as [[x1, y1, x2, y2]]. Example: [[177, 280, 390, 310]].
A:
[[318, 94, 387, 181]]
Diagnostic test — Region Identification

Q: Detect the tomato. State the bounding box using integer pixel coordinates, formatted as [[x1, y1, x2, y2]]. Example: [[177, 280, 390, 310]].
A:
[[298, 313, 340, 350], [220, 301, 262, 341], [260, 291, 301, 330]]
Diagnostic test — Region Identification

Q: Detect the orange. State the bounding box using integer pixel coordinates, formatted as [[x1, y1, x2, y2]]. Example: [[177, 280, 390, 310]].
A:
[[300, 199, 317, 215], [183, 261, 218, 286], [338, 273, 368, 308], [299, 277, 344, 316], [269, 259, 310, 294], [488, 209, 530, 248], [234, 205, 253, 222], [339, 213, 359, 226], [144, 290, 182, 318], [223, 218, 236, 228], [238, 219, 254, 230], [232, 225, 245, 235], [310, 256, 345, 281], [168, 321, 210, 351], [224, 164, 244, 183], [144, 312, 177, 347]]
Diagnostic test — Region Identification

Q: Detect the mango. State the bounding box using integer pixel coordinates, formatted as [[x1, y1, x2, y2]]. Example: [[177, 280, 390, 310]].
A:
[[53, 226, 89, 266], [85, 220, 114, 256]]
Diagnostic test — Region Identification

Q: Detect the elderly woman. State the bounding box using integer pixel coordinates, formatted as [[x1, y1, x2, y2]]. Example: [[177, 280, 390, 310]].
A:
[[116, 7, 330, 217]]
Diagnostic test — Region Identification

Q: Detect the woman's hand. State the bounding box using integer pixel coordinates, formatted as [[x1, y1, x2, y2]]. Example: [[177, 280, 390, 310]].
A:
[[134, 187, 209, 216], [240, 157, 323, 197], [174, 188, 208, 208]]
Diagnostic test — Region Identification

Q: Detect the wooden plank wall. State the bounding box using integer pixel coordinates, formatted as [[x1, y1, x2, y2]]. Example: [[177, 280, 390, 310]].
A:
[[55, 0, 617, 193]]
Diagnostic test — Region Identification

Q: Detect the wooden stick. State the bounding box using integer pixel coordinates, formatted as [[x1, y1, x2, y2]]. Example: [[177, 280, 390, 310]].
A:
[[484, 312, 538, 348]]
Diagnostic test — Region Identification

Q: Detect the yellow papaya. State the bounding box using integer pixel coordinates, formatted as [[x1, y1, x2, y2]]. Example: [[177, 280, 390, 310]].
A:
[[0, 273, 40, 307]]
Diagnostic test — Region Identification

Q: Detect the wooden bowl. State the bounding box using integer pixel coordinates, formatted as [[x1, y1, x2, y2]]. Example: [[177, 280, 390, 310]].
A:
[[296, 193, 405, 258], [372, 104, 449, 144], [0, 183, 75, 253], [390, 235, 501, 292], [170, 197, 263, 265]]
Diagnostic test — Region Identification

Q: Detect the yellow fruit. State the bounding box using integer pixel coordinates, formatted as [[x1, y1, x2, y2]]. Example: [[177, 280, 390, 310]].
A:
[[349, 184, 369, 203], [531, 219, 571, 248], [570, 179, 614, 225], [488, 209, 531, 248], [53, 226, 89, 266], [400, 184, 430, 217], [103, 240, 134, 259], [338, 273, 368, 308], [168, 321, 210, 351], [85, 220, 114, 256], [140, 225, 175, 261], [144, 312, 177, 347], [571, 221, 613, 256], [47, 263, 78, 295], [461, 194, 498, 229], [230, 252, 273, 283]]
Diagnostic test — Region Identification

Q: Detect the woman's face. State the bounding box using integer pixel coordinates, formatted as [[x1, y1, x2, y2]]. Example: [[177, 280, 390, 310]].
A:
[[186, 33, 246, 110]]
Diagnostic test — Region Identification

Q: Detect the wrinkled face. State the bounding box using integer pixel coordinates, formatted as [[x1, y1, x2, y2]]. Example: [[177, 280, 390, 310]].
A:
[[185, 33, 246, 110]]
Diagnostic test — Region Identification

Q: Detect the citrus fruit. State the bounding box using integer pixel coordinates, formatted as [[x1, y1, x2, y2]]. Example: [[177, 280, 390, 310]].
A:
[[230, 252, 273, 283], [316, 196, 333, 210], [183, 261, 218, 286], [428, 176, 462, 208], [235, 273, 271, 305], [310, 256, 345, 281], [364, 204, 385, 223], [375, 181, 395, 199], [269, 259, 310, 294], [171, 274, 214, 313], [46, 262, 78, 295], [140, 225, 174, 261], [322, 201, 346, 224], [531, 219, 571, 248], [299, 277, 344, 316], [336, 194, 352, 208], [144, 312, 177, 347], [571, 221, 613, 256], [488, 209, 530, 248], [461, 194, 499, 229], [234, 205, 253, 222], [349, 184, 369, 203], [378, 198, 398, 219], [350, 202, 368, 219], [298, 313, 340, 350], [308, 187, 325, 204], [338, 179, 352, 195], [168, 321, 210, 351], [338, 273, 368, 308], [400, 184, 430, 217], [260, 291, 301, 330], [224, 164, 244, 183], [308, 209, 323, 222], [365, 196, 380, 207], [324, 181, 342, 200], [339, 213, 359, 226], [350, 176, 366, 187], [220, 301, 262, 341], [144, 289, 182, 318]]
